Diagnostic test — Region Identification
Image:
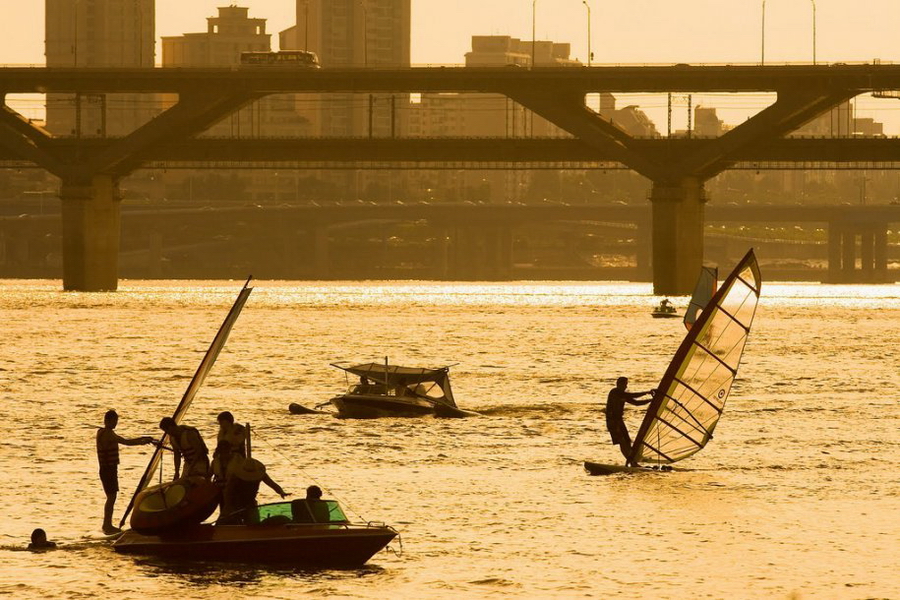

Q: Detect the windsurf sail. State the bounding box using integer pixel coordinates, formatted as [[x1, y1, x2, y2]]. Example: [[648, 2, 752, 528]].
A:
[[683, 266, 718, 331], [628, 250, 760, 466], [119, 277, 253, 527]]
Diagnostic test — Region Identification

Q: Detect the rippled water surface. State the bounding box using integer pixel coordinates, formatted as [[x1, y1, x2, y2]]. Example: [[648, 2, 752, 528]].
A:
[[1, 279, 898, 599]]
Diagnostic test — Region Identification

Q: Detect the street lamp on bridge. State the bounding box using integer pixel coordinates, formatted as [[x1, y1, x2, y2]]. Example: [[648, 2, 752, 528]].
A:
[[583, 0, 592, 66], [761, 0, 817, 66]]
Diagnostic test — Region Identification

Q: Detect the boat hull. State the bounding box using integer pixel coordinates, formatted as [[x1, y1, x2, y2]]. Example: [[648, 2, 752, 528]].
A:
[[113, 523, 396, 567], [331, 394, 435, 418], [583, 461, 675, 476], [651, 311, 680, 319]]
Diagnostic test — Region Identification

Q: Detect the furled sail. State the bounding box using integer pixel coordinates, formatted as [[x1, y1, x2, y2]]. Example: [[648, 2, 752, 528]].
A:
[[683, 266, 718, 331], [629, 250, 760, 466], [119, 278, 253, 527]]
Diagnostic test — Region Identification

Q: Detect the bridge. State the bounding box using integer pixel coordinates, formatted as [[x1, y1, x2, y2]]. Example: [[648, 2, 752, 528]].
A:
[[3, 64, 900, 291], [3, 203, 896, 284]]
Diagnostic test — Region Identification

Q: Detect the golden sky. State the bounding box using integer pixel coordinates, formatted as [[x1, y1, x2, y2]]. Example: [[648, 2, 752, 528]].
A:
[[2, 1, 900, 131]]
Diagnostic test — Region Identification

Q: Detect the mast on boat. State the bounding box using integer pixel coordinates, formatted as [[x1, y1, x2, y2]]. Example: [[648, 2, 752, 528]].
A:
[[119, 277, 254, 527]]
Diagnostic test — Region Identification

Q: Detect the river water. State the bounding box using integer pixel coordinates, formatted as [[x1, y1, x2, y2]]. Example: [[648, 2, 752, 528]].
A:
[[0, 279, 898, 599]]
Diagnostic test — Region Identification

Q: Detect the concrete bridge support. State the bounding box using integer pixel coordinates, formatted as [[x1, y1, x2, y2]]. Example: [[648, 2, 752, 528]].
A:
[[59, 176, 121, 291], [827, 222, 890, 283], [649, 178, 705, 295]]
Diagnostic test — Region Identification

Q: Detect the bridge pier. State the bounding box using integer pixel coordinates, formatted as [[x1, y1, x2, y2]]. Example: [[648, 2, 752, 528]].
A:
[[59, 176, 121, 291], [650, 178, 705, 295], [827, 222, 890, 283]]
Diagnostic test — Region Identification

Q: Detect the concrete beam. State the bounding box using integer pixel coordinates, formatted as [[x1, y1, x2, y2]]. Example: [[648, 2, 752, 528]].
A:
[[85, 91, 260, 176], [0, 102, 70, 178], [507, 90, 666, 180], [680, 89, 857, 179]]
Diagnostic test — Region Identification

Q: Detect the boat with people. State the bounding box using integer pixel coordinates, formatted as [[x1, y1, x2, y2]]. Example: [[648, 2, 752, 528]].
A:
[[112, 278, 398, 567], [326, 360, 476, 418], [586, 249, 761, 475], [651, 298, 679, 318]]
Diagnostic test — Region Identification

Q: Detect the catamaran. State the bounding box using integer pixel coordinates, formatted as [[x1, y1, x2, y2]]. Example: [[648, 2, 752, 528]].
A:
[[113, 279, 398, 566], [327, 361, 475, 418], [586, 249, 761, 475]]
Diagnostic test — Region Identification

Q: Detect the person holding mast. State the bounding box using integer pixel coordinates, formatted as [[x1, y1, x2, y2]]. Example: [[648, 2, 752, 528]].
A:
[[96, 410, 155, 534], [605, 377, 655, 466]]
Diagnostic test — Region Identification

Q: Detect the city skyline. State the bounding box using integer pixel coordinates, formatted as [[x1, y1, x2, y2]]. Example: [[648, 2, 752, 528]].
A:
[[5, 1, 900, 133]]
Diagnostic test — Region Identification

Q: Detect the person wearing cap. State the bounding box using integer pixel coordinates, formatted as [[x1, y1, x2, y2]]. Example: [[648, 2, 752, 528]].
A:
[[219, 456, 288, 524]]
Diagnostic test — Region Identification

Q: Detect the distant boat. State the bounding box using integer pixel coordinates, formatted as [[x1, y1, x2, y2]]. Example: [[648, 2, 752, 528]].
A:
[[328, 360, 476, 418], [114, 279, 397, 566], [586, 249, 761, 475], [683, 266, 718, 331], [651, 299, 679, 318]]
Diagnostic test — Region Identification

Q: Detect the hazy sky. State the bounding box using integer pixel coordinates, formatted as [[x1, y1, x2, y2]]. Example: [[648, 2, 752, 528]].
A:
[[2, 1, 900, 130]]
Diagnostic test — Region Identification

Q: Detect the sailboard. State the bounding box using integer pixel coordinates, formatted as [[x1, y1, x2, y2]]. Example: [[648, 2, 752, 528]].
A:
[[683, 266, 717, 331], [585, 249, 761, 475], [119, 277, 254, 527]]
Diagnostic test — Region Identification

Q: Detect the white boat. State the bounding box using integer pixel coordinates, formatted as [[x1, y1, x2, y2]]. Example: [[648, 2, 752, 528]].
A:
[[587, 249, 761, 475], [328, 361, 474, 418]]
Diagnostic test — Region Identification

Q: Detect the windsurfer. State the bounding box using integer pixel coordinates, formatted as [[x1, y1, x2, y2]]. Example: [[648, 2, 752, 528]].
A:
[[606, 377, 655, 466], [96, 410, 155, 534], [159, 417, 210, 479]]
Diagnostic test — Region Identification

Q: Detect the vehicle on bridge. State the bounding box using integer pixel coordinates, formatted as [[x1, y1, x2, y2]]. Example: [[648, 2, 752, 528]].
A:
[[239, 50, 320, 68]]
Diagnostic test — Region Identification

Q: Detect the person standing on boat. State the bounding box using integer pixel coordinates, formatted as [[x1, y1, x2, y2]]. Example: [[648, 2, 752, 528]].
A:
[[606, 377, 655, 466], [159, 417, 210, 479], [96, 410, 154, 534], [211, 411, 246, 481], [219, 456, 289, 524]]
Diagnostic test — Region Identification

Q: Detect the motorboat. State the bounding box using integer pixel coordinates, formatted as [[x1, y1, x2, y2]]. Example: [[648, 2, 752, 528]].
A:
[[328, 361, 474, 418], [112, 279, 398, 567], [651, 299, 679, 318], [115, 499, 397, 567]]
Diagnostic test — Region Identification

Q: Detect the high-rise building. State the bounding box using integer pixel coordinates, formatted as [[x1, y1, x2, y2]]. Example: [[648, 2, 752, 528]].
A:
[[45, 0, 156, 137], [280, 0, 411, 137], [160, 6, 311, 202]]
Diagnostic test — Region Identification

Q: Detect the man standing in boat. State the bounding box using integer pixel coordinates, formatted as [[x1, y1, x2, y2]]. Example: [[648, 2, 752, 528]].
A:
[[96, 410, 155, 534], [212, 411, 246, 481], [159, 417, 210, 479], [606, 377, 655, 466]]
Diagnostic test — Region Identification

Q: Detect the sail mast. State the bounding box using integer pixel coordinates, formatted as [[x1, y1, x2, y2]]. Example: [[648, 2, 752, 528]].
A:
[[628, 250, 760, 466], [119, 277, 254, 527]]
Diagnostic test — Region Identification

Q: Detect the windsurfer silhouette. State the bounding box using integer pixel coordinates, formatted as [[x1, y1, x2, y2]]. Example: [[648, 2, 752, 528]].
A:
[[606, 377, 655, 466]]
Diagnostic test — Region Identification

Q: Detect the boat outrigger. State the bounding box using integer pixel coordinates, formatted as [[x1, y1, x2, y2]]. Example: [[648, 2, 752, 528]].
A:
[[586, 250, 761, 475], [327, 360, 475, 418], [113, 279, 397, 566]]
